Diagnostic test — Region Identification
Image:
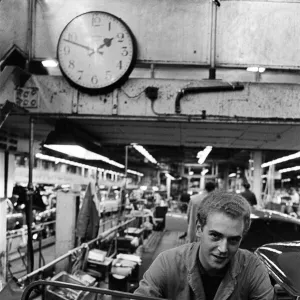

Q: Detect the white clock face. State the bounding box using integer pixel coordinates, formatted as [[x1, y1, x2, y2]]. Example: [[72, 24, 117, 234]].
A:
[[57, 12, 136, 91]]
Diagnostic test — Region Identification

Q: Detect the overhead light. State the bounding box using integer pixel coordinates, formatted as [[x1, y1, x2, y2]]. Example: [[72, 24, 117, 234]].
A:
[[140, 186, 147, 191], [42, 59, 58, 68], [262, 151, 300, 168], [44, 125, 127, 169], [131, 143, 157, 164], [127, 169, 144, 176], [229, 173, 236, 177], [197, 146, 212, 165], [278, 166, 300, 173], [165, 173, 175, 180], [282, 178, 291, 182], [36, 153, 142, 177], [44, 144, 124, 168], [246, 66, 265, 73], [201, 168, 209, 175], [189, 171, 194, 176]]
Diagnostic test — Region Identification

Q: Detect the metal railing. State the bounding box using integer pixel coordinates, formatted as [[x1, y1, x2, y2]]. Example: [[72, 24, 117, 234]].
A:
[[7, 220, 56, 239], [18, 217, 136, 284], [21, 280, 166, 300]]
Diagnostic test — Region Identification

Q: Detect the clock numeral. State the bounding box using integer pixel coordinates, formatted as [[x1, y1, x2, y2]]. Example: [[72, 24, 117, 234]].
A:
[[77, 70, 83, 80], [117, 33, 124, 42], [63, 46, 70, 55], [68, 32, 77, 42], [121, 47, 128, 56], [91, 75, 98, 84], [92, 14, 101, 27], [108, 22, 111, 31], [105, 71, 112, 80], [117, 60, 123, 70], [68, 60, 75, 69]]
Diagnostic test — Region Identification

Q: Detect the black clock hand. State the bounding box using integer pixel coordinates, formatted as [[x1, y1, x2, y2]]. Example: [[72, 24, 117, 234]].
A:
[[97, 38, 114, 53], [63, 39, 95, 52]]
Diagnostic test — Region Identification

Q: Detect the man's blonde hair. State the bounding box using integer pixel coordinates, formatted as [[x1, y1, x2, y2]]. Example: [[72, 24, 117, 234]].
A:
[[197, 191, 251, 235]]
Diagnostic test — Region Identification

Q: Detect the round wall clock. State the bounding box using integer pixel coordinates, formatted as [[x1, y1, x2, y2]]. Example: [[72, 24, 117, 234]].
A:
[[57, 11, 137, 94]]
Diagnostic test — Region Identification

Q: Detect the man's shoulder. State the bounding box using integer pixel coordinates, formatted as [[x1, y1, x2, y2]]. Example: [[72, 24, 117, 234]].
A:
[[159, 242, 198, 261], [236, 248, 262, 266]]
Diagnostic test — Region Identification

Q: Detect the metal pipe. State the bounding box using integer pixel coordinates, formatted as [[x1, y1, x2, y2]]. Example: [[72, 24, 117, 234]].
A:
[[6, 221, 56, 239], [21, 280, 166, 300], [26, 117, 35, 273], [175, 84, 244, 114], [18, 217, 135, 283], [125, 145, 128, 189], [27, 0, 35, 66], [28, 117, 34, 190], [209, 0, 218, 79]]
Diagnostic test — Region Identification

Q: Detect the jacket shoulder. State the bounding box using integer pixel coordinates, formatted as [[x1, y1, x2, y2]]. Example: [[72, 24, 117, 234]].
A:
[[159, 242, 199, 263], [236, 248, 262, 266]]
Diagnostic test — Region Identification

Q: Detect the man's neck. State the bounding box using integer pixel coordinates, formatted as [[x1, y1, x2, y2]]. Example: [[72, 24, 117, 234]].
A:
[[198, 253, 229, 276]]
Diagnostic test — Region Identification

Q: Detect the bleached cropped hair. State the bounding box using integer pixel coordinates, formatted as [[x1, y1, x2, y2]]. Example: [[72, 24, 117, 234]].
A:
[[197, 191, 251, 235]]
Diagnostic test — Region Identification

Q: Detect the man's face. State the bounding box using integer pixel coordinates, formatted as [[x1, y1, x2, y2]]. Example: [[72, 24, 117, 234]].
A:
[[196, 211, 244, 273]]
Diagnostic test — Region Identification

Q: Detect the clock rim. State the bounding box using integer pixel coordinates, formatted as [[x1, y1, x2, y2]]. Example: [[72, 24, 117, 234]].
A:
[[56, 11, 137, 95]]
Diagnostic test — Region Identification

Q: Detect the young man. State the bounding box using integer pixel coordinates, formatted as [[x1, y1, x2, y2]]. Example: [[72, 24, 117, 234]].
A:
[[134, 191, 274, 300]]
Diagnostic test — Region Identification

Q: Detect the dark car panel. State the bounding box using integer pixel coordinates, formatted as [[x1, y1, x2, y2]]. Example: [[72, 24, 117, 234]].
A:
[[240, 208, 300, 252], [256, 241, 300, 298]]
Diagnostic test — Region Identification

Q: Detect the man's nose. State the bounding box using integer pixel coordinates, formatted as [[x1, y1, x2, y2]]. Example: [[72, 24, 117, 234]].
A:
[[218, 239, 228, 253]]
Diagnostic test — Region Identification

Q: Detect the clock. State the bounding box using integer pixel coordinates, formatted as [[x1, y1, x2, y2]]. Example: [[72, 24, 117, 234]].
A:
[[57, 11, 137, 94]]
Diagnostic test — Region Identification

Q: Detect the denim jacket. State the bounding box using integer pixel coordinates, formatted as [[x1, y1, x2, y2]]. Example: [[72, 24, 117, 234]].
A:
[[134, 242, 274, 300]]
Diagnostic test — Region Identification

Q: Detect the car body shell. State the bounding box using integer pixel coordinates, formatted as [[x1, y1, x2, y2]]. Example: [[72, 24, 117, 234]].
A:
[[256, 241, 300, 298]]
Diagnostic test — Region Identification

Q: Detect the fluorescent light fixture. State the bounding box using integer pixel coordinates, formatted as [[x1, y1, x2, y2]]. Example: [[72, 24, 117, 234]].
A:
[[197, 146, 213, 165], [281, 178, 291, 182], [165, 173, 175, 180], [127, 169, 144, 176], [36, 153, 142, 177], [261, 151, 300, 168], [37, 152, 99, 169], [278, 166, 300, 173], [42, 59, 58, 68], [201, 168, 209, 175], [131, 143, 157, 164], [229, 173, 236, 177], [44, 144, 124, 168], [246, 66, 265, 73]]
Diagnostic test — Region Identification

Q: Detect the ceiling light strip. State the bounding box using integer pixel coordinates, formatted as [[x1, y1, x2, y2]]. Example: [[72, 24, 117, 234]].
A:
[[197, 146, 213, 165], [165, 173, 175, 180], [131, 143, 157, 164], [278, 166, 300, 173], [44, 144, 124, 168], [261, 151, 300, 168], [35, 153, 143, 177]]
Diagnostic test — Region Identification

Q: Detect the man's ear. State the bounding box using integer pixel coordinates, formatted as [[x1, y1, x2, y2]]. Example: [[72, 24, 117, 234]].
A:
[[196, 223, 203, 238]]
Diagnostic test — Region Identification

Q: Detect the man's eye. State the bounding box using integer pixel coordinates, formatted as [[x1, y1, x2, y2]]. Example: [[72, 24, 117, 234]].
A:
[[210, 233, 220, 240], [229, 238, 240, 245]]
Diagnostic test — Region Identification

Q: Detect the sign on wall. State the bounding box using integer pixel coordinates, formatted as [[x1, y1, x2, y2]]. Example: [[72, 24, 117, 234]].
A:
[[14, 87, 39, 108]]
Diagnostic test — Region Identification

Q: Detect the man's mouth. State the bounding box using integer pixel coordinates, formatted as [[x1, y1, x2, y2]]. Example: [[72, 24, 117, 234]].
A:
[[212, 254, 228, 261]]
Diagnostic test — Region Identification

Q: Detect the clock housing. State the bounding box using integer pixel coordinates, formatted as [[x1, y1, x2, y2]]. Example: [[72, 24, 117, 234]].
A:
[[57, 11, 137, 94]]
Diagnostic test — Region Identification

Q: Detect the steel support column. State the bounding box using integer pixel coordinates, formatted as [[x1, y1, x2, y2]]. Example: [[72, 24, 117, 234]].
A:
[[253, 151, 263, 206]]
